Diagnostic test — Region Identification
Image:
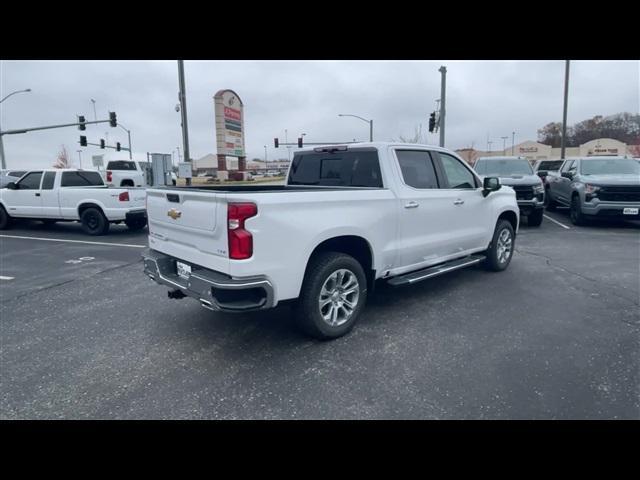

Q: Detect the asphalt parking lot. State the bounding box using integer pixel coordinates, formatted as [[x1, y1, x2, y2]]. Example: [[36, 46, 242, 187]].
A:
[[1, 211, 638, 419]]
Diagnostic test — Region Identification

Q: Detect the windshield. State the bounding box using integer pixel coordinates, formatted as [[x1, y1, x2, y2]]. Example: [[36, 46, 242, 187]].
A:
[[580, 158, 640, 175], [536, 160, 563, 171], [474, 159, 533, 176]]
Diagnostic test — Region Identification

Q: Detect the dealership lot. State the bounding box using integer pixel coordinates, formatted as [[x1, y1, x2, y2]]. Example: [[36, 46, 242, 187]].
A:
[[1, 212, 638, 419]]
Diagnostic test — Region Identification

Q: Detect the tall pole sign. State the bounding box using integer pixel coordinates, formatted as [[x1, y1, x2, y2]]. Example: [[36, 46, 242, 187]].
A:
[[214, 89, 246, 181]]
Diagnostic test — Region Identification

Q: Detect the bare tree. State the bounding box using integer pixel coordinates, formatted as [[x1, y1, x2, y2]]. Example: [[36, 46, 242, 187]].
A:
[[456, 148, 480, 166], [53, 145, 72, 169]]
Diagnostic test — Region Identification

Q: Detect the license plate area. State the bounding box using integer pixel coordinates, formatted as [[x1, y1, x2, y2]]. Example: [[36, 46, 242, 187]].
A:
[[623, 207, 639, 215], [176, 261, 192, 279]]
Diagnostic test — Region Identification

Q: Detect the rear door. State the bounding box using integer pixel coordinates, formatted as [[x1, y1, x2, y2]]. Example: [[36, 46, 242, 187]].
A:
[[4, 171, 43, 216], [146, 188, 230, 274], [39, 171, 59, 217], [432, 151, 492, 253]]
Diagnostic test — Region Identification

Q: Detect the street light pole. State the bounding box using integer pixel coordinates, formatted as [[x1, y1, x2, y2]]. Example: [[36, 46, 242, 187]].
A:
[[117, 123, 133, 159], [512, 131, 515, 155], [90, 99, 97, 122], [0, 88, 32, 169], [560, 60, 571, 160], [338, 114, 373, 141]]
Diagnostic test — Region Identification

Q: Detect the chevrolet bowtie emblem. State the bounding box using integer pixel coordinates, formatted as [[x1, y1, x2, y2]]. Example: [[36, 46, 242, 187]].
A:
[[167, 208, 182, 220]]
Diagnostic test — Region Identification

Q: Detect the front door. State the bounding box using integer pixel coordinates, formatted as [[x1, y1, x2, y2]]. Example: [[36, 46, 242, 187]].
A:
[[4, 171, 43, 217]]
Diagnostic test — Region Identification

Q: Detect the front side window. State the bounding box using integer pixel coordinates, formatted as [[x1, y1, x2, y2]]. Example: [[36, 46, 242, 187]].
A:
[[561, 160, 575, 173], [438, 153, 477, 189], [17, 172, 43, 190], [395, 150, 439, 189], [61, 171, 104, 187]]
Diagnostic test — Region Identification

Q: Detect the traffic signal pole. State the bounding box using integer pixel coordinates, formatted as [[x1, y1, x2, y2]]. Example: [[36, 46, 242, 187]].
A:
[[438, 66, 447, 148], [177, 60, 191, 186], [0, 118, 113, 136]]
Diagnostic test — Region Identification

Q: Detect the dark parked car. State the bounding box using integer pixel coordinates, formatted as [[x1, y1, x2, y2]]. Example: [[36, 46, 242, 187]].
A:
[[546, 156, 640, 225], [474, 156, 545, 226]]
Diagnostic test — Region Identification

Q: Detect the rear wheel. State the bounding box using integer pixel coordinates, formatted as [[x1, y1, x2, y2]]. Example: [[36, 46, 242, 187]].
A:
[[80, 207, 109, 235], [125, 217, 147, 231], [528, 208, 544, 227], [295, 252, 367, 340], [484, 219, 515, 272], [0, 205, 12, 230]]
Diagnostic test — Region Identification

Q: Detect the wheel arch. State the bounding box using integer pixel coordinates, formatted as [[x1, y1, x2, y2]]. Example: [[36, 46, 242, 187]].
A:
[[77, 202, 106, 219], [497, 209, 518, 233]]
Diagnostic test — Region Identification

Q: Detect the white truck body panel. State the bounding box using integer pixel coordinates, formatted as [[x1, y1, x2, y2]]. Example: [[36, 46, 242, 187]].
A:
[[145, 143, 519, 305], [0, 169, 146, 221]]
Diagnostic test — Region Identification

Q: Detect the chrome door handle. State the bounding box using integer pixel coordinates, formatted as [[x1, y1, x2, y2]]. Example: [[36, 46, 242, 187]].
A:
[[404, 201, 419, 209], [453, 199, 464, 205]]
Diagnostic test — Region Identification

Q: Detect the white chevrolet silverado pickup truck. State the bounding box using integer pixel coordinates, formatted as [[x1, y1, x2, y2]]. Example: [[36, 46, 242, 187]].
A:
[[0, 169, 147, 235], [143, 143, 519, 339]]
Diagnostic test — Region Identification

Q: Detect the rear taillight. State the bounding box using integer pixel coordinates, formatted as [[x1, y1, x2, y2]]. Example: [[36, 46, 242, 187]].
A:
[[118, 191, 130, 202], [228, 203, 257, 260], [107, 170, 112, 182]]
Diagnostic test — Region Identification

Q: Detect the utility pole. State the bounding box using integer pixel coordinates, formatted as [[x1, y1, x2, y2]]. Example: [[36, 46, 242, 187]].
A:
[[77, 150, 83, 168], [177, 60, 191, 185], [512, 131, 515, 155], [438, 65, 447, 148], [560, 60, 570, 160], [91, 99, 97, 122]]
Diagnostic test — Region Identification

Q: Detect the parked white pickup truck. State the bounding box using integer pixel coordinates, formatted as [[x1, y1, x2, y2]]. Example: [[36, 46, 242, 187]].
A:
[[105, 160, 150, 187], [0, 169, 147, 235], [143, 143, 519, 339]]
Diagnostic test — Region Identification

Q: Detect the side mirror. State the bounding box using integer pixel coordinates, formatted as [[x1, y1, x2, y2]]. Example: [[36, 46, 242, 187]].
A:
[[536, 171, 547, 179], [482, 177, 501, 197], [6, 182, 17, 190], [561, 171, 573, 179]]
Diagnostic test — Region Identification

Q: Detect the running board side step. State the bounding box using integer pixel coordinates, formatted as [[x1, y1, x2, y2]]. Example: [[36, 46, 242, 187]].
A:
[[387, 254, 485, 287]]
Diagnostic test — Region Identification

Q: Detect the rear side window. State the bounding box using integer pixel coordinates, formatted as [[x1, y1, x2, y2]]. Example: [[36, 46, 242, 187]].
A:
[[17, 172, 43, 190], [106, 161, 136, 171], [438, 153, 478, 189], [42, 172, 56, 190], [61, 171, 104, 187], [396, 150, 439, 189], [288, 150, 382, 187]]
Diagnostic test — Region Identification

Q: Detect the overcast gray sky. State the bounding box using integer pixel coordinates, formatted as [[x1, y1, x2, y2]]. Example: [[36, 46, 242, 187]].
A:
[[1, 60, 638, 170]]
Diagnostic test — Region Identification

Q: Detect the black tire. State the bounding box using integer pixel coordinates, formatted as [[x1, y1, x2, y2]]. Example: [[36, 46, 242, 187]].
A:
[[484, 219, 515, 272], [545, 192, 558, 211], [570, 195, 586, 226], [0, 205, 12, 230], [528, 208, 544, 227], [125, 217, 147, 231], [41, 219, 57, 226], [80, 207, 109, 235], [295, 252, 367, 340]]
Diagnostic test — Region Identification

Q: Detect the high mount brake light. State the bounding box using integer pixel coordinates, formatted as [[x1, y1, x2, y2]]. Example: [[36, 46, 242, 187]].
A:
[[228, 203, 258, 260], [313, 146, 348, 153]]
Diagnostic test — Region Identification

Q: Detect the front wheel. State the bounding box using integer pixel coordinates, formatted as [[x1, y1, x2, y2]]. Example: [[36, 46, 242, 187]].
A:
[[528, 208, 544, 227], [570, 196, 587, 226], [484, 219, 515, 271], [295, 252, 367, 340], [80, 207, 110, 235], [0, 205, 12, 230]]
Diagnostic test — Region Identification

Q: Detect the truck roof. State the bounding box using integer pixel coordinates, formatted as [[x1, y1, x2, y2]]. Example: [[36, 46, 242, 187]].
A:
[[296, 141, 459, 155]]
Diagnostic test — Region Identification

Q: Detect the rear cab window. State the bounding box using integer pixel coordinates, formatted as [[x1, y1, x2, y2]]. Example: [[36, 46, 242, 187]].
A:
[[106, 161, 137, 171], [288, 148, 383, 187], [61, 171, 105, 187]]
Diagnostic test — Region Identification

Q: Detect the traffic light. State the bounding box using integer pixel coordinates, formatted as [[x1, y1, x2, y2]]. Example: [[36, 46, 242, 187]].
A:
[[100, 139, 105, 149], [78, 115, 86, 131], [274, 138, 279, 148], [80, 136, 87, 147], [428, 112, 436, 133], [116, 142, 121, 152], [109, 112, 117, 127], [298, 137, 303, 148]]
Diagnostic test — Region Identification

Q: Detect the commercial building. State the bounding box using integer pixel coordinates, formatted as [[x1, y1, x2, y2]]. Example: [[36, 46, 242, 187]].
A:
[[457, 138, 640, 166]]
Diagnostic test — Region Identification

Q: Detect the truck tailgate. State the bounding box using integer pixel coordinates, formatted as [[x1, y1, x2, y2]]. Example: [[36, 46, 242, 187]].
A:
[[146, 188, 230, 274]]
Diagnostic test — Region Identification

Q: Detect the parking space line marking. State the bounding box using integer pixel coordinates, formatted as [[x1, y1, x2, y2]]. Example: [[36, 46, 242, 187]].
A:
[[0, 234, 146, 248], [0, 275, 15, 280], [543, 215, 571, 230]]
